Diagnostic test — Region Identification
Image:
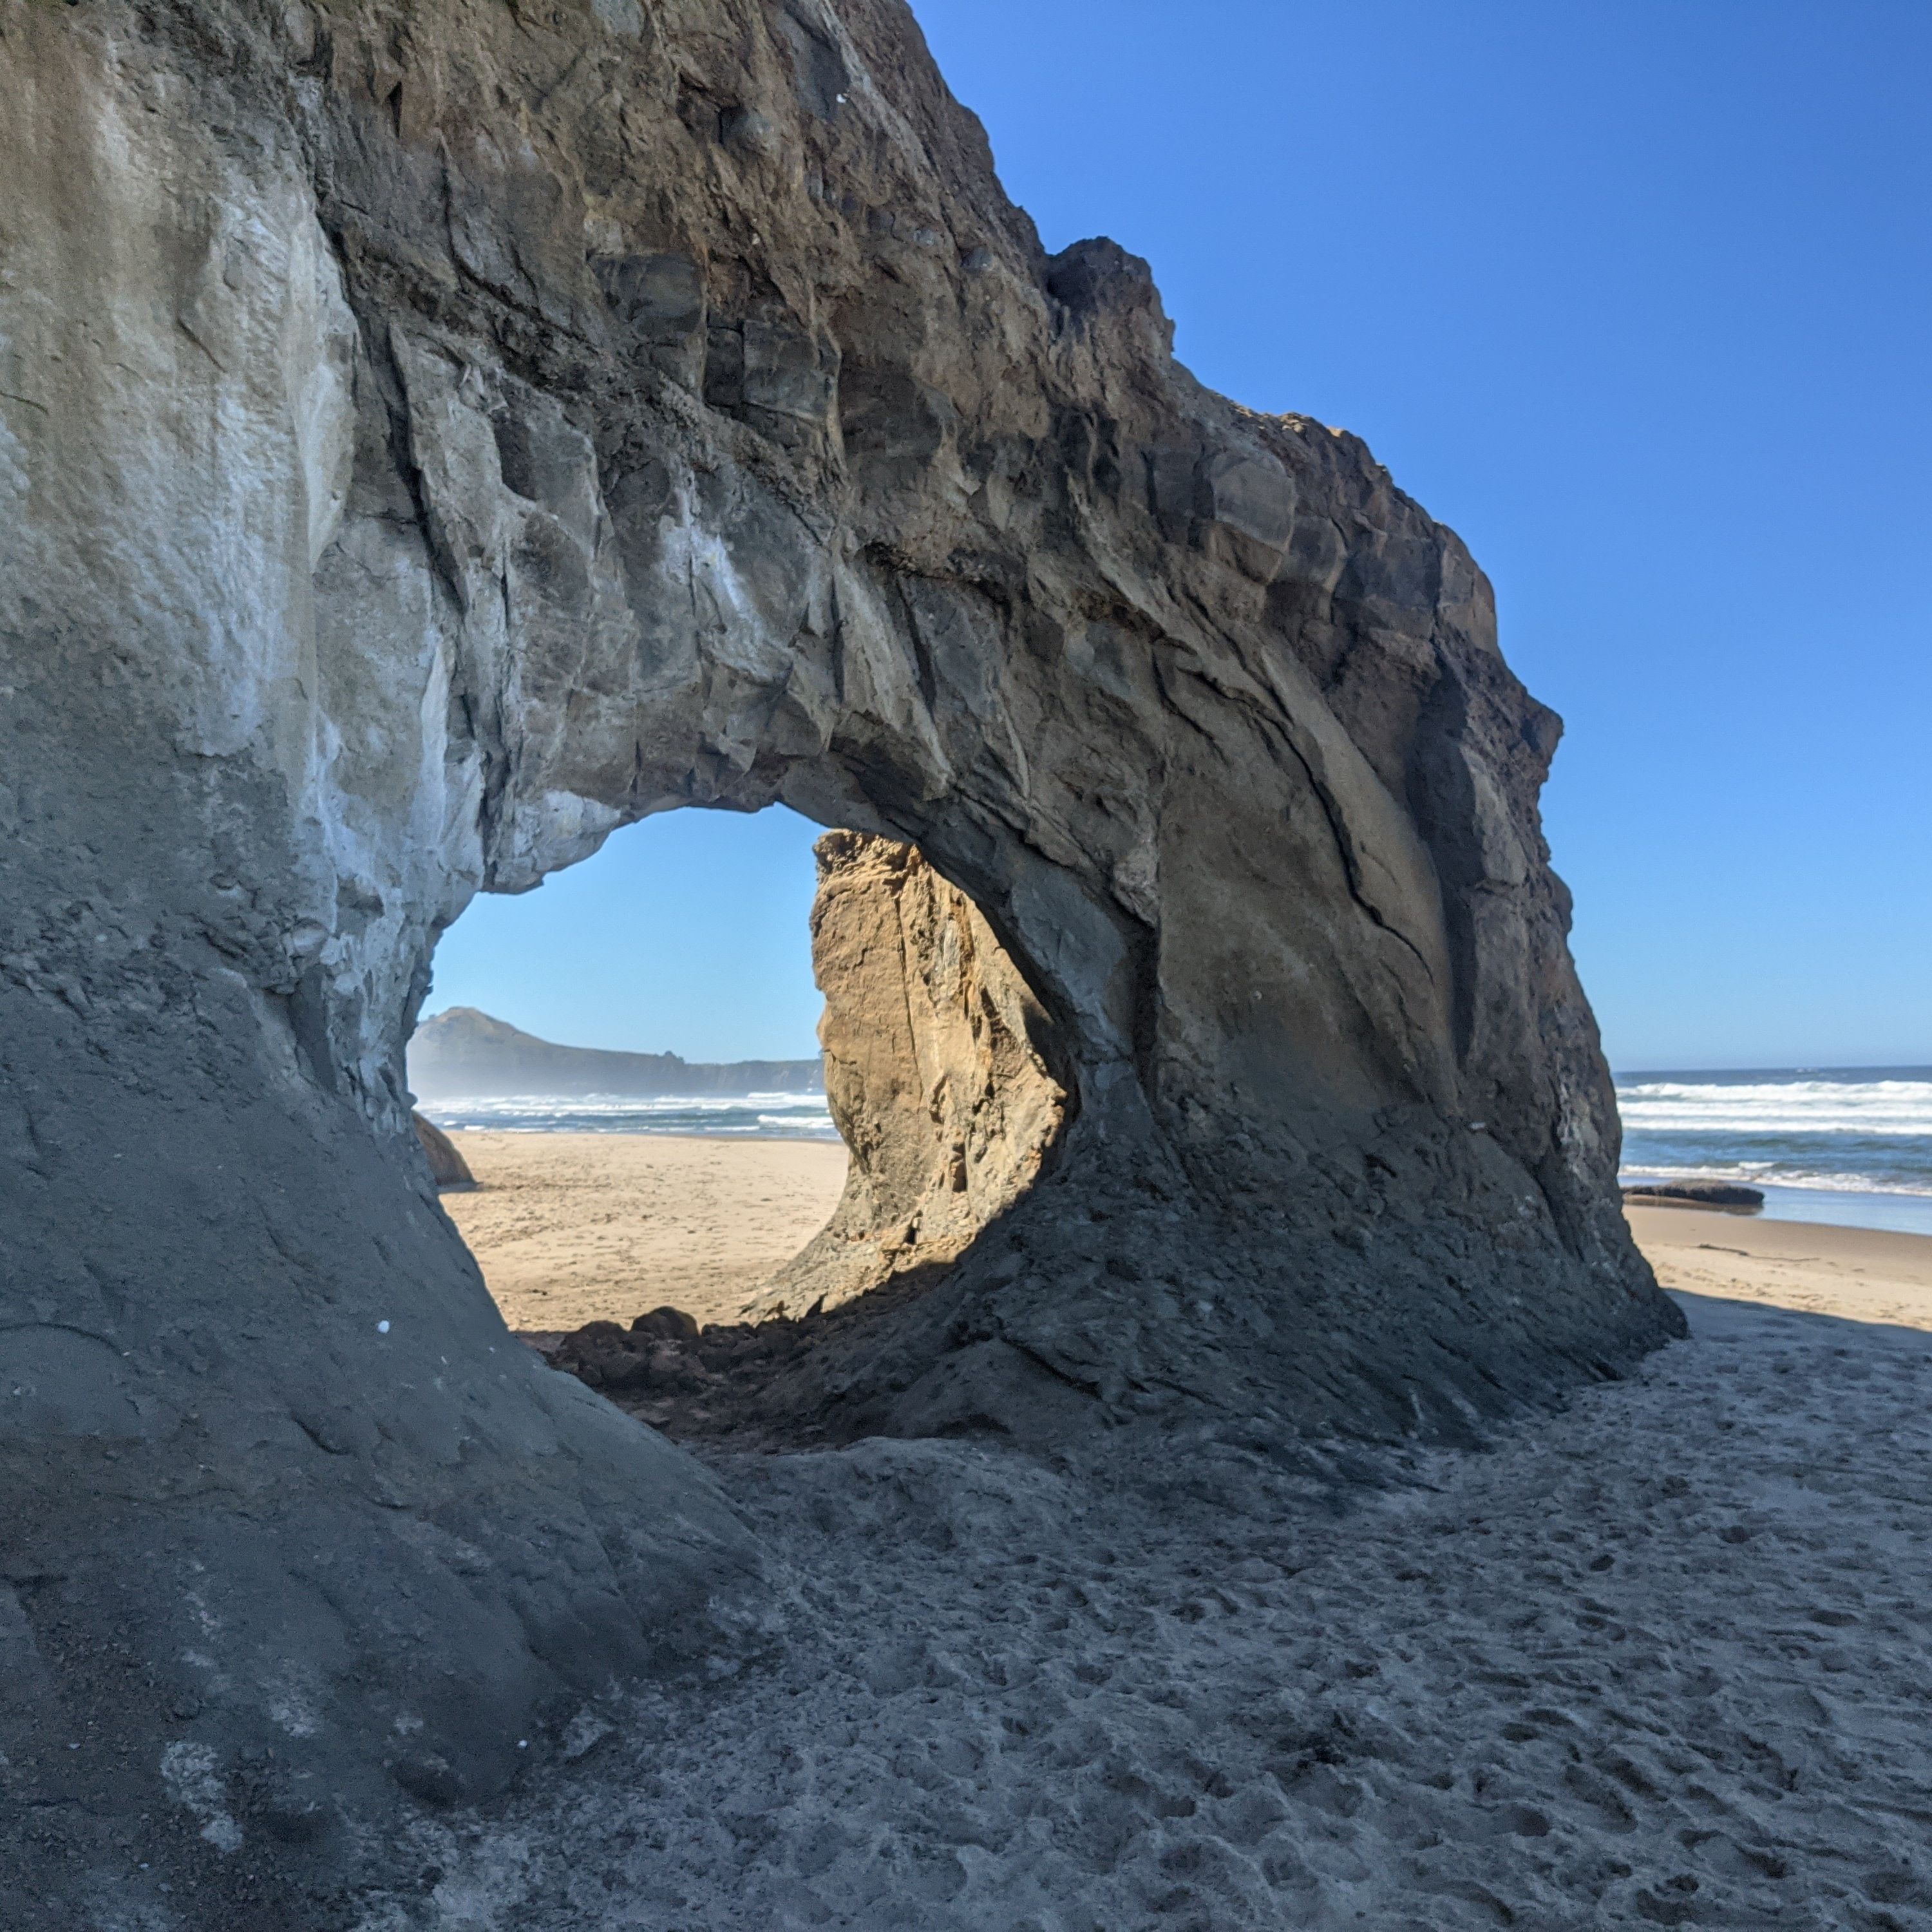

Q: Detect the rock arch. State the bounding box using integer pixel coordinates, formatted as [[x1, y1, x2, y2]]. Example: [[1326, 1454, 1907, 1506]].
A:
[[0, 0, 1679, 1902]]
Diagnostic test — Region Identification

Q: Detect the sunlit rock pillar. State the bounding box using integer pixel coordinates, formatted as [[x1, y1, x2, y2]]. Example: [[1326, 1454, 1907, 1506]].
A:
[[750, 831, 1067, 1318]]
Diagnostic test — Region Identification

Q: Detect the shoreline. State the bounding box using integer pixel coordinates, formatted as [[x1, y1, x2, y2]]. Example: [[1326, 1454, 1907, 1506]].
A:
[[441, 1126, 841, 1144], [436, 1130, 1932, 1340], [1622, 1177, 1932, 1240]]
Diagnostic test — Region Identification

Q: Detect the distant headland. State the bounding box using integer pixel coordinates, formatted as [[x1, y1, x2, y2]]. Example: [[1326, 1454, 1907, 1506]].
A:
[[408, 1007, 824, 1099]]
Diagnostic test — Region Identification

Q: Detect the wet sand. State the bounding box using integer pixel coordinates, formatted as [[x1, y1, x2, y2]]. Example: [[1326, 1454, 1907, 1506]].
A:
[[438, 1130, 848, 1334]]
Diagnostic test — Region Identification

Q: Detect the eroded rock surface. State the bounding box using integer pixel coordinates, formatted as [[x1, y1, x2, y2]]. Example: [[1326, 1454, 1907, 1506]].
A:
[[1623, 1180, 1766, 1210], [0, 0, 1678, 1913], [750, 831, 1066, 1317], [412, 1109, 477, 1186]]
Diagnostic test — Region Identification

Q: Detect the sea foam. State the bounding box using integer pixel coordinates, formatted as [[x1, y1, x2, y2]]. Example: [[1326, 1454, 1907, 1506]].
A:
[[1616, 1070, 1932, 1232], [422, 1092, 840, 1141]]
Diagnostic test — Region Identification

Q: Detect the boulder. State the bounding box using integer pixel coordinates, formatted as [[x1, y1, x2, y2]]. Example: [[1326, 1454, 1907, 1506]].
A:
[[412, 1110, 476, 1188], [0, 0, 1681, 1911], [632, 1305, 703, 1347], [551, 1320, 710, 1396], [1624, 1181, 1766, 1210]]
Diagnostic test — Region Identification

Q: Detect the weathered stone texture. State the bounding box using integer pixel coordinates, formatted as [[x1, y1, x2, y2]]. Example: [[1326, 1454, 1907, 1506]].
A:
[[752, 831, 1066, 1316], [0, 0, 1679, 1910], [413, 1109, 477, 1186]]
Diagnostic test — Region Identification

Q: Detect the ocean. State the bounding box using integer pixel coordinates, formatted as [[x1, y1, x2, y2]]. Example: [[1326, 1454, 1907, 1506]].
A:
[[422, 1092, 841, 1142], [422, 1067, 1932, 1239], [1616, 1066, 1932, 1238]]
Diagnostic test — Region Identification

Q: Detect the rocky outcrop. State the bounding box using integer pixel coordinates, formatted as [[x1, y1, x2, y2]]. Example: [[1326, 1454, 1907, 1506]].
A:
[[0, 0, 1680, 1912], [1624, 1181, 1765, 1210], [749, 831, 1065, 1316], [412, 1109, 477, 1186], [409, 1005, 824, 1098]]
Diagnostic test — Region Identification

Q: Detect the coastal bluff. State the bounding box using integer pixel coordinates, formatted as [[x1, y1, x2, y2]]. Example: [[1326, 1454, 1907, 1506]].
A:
[[408, 1006, 824, 1099], [0, 0, 1677, 1911], [748, 831, 1066, 1318]]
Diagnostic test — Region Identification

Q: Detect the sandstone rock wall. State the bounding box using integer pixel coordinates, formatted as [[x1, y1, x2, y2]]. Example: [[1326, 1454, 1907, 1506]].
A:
[[752, 831, 1066, 1316], [413, 1109, 477, 1186], [0, 0, 1679, 1910]]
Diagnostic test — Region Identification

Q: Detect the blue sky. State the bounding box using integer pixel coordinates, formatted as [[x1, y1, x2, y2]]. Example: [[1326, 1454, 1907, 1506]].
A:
[[429, 0, 1930, 1071], [431, 806, 826, 1064]]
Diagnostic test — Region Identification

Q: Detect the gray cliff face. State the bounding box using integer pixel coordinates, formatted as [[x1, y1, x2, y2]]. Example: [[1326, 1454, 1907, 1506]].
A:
[[0, 0, 1677, 1910]]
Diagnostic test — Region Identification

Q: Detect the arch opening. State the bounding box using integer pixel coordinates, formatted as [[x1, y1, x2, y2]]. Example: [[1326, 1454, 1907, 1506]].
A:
[[404, 805, 1067, 1430]]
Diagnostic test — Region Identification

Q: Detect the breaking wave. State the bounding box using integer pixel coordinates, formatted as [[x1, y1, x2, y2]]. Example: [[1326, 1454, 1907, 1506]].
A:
[[419, 1070, 1932, 1214], [1618, 1079, 1932, 1140], [1615, 1069, 1932, 1211], [419, 1092, 840, 1141]]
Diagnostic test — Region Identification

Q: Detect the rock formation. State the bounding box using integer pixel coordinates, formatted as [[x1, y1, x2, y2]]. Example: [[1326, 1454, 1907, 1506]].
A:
[[1623, 1180, 1765, 1210], [412, 1109, 477, 1186], [408, 1004, 824, 1098], [0, 0, 1681, 1911], [749, 831, 1065, 1316]]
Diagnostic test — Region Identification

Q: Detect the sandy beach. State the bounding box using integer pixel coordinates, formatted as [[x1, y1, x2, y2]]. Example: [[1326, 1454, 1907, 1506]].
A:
[[443, 1131, 1932, 1340], [416, 1141, 1932, 1924], [439, 1130, 848, 1334], [419, 1173, 1932, 1926], [1628, 1200, 1932, 1331]]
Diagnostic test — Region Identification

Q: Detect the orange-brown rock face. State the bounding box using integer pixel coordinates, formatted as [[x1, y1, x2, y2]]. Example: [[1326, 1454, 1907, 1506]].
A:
[[411, 1110, 476, 1188], [753, 833, 1065, 1316]]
